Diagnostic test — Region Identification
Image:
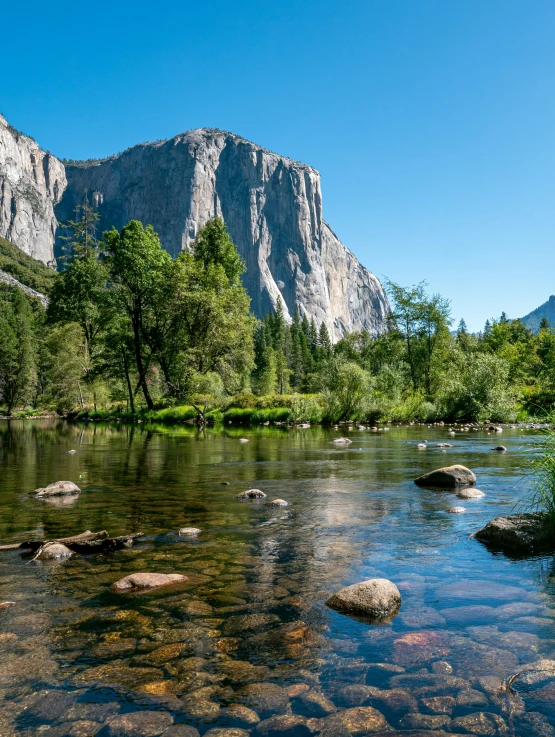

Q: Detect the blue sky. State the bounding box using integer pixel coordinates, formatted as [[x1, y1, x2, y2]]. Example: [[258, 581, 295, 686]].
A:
[[3, 0, 555, 331]]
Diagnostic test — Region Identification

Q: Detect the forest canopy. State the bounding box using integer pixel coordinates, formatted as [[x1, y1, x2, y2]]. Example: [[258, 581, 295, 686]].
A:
[[1, 208, 554, 423]]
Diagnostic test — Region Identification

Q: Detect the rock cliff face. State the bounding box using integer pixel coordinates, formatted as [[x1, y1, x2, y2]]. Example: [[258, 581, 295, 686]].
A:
[[58, 129, 388, 339], [0, 115, 66, 264]]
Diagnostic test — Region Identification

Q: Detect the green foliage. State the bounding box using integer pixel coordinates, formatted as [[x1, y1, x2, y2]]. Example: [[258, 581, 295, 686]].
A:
[[530, 421, 555, 527], [437, 351, 517, 421], [0, 289, 37, 413], [323, 360, 373, 422], [0, 236, 56, 294]]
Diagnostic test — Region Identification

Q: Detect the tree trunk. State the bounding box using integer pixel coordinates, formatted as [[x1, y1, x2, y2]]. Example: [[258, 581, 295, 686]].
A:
[[122, 348, 135, 413], [131, 314, 154, 410]]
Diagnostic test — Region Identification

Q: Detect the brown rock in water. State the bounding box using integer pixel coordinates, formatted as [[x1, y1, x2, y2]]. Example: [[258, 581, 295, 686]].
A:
[[323, 706, 389, 735], [366, 687, 417, 717], [392, 631, 450, 667], [110, 572, 187, 592], [255, 715, 312, 736], [475, 513, 554, 553], [235, 489, 267, 500], [451, 712, 507, 735], [163, 727, 201, 737], [222, 613, 279, 636], [221, 705, 260, 726], [294, 689, 337, 717], [34, 480, 80, 497], [400, 713, 451, 731], [421, 695, 456, 714], [326, 579, 401, 621], [104, 711, 173, 736], [204, 730, 251, 737], [237, 683, 290, 716], [414, 465, 476, 488]]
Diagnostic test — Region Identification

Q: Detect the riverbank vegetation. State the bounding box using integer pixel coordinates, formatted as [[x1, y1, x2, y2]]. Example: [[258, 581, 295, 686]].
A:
[[1, 210, 555, 423]]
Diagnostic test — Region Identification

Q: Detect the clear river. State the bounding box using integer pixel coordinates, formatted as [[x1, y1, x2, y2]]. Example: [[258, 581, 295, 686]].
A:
[[0, 420, 554, 737]]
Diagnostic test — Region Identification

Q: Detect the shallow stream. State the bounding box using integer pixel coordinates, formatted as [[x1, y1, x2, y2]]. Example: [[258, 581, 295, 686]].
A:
[[0, 420, 554, 736]]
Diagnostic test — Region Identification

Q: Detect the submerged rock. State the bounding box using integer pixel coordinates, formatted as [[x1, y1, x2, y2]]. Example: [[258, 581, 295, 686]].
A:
[[326, 579, 401, 621], [414, 465, 476, 488], [265, 499, 288, 507], [332, 438, 353, 445], [255, 715, 311, 736], [178, 527, 202, 536], [451, 711, 507, 735], [457, 488, 485, 499], [491, 446, 507, 451], [104, 710, 173, 736], [111, 572, 187, 592], [475, 513, 555, 553], [34, 480, 81, 497], [447, 507, 466, 514], [235, 489, 267, 500], [238, 683, 290, 716], [323, 706, 389, 735]]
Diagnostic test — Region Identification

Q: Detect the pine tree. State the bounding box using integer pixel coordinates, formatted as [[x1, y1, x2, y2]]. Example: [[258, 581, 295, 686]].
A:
[[539, 316, 551, 331], [59, 195, 101, 262], [318, 322, 332, 358]]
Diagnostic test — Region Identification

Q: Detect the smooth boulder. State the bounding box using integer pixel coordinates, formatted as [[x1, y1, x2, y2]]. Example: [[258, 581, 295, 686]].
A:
[[332, 437, 352, 445], [35, 542, 73, 560], [111, 572, 188, 592], [457, 488, 485, 499], [326, 578, 401, 621], [414, 465, 476, 488], [178, 527, 201, 536], [447, 507, 466, 514], [235, 489, 267, 500], [35, 481, 81, 497], [265, 499, 288, 507]]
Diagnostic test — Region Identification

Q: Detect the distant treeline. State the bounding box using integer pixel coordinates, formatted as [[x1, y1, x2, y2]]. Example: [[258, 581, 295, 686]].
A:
[[1, 205, 554, 422]]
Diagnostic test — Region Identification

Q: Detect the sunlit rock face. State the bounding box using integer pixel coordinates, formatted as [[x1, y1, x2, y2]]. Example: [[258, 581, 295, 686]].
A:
[[57, 129, 389, 339], [0, 115, 66, 264]]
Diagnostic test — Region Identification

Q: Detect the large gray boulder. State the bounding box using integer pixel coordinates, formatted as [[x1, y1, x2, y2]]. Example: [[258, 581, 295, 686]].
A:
[[475, 513, 554, 553], [326, 578, 401, 621], [414, 465, 476, 488], [35, 481, 81, 497]]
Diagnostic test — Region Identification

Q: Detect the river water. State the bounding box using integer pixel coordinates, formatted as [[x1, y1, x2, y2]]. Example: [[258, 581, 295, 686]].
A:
[[0, 420, 554, 736]]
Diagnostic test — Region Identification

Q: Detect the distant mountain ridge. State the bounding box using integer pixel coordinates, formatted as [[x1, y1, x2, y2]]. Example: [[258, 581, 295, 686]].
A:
[[519, 295, 555, 332]]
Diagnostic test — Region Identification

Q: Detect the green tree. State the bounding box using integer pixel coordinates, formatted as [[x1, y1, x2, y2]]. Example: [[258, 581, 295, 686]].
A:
[[58, 197, 100, 262], [0, 290, 37, 413], [323, 359, 373, 422], [103, 221, 172, 409]]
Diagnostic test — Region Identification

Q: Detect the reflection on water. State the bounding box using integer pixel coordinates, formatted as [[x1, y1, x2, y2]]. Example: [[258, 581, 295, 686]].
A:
[[0, 420, 554, 735]]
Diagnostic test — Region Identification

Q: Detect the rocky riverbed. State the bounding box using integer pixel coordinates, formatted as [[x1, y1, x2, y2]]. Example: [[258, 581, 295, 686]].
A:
[[0, 419, 554, 736]]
